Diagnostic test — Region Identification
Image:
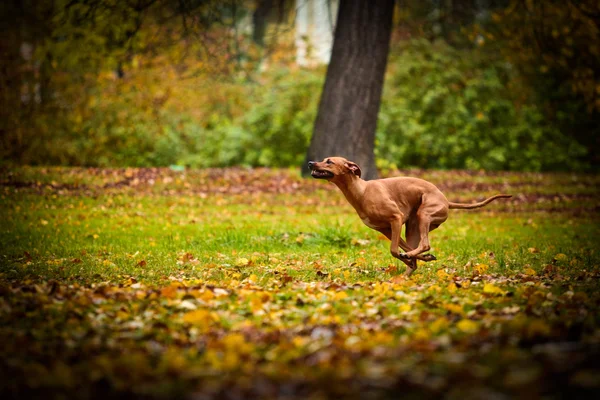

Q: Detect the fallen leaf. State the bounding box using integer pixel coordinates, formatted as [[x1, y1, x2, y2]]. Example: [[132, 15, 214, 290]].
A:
[[333, 291, 348, 301], [447, 282, 458, 292], [554, 253, 568, 262], [182, 309, 217, 327], [483, 283, 507, 296], [235, 257, 250, 267], [178, 300, 197, 310], [474, 264, 488, 274], [436, 269, 450, 280], [160, 285, 179, 299], [456, 319, 479, 334], [430, 317, 450, 333], [444, 303, 464, 316], [385, 265, 398, 274]]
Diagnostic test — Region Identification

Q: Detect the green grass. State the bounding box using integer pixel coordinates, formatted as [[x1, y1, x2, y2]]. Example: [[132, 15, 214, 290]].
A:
[[2, 190, 596, 284], [1, 167, 599, 399]]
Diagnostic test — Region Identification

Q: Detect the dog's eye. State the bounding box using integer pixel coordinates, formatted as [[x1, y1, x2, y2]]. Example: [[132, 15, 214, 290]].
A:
[[326, 159, 333, 165]]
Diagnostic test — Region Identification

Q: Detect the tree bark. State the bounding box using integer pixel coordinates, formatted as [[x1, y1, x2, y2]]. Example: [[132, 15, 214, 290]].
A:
[[0, 0, 24, 145], [252, 0, 272, 46], [303, 0, 395, 180]]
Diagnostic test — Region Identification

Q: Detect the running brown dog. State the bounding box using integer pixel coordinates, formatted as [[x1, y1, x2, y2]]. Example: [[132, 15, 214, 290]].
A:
[[308, 157, 511, 276]]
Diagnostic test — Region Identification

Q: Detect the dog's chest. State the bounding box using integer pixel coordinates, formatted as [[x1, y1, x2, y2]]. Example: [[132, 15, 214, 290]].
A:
[[361, 217, 387, 230]]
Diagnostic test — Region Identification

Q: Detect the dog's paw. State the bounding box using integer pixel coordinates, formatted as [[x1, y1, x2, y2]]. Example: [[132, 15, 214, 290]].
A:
[[398, 253, 411, 260], [421, 254, 437, 262]]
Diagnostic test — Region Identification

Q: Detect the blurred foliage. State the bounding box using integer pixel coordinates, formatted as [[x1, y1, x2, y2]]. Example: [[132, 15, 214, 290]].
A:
[[377, 39, 588, 171], [15, 65, 321, 168], [478, 0, 600, 169], [1, 0, 598, 171]]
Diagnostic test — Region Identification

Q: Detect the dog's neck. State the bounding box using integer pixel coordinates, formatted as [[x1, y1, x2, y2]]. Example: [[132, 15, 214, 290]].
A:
[[332, 175, 367, 211]]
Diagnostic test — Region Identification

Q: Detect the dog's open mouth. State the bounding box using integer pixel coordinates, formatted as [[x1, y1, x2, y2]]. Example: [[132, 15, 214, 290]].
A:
[[310, 169, 334, 179]]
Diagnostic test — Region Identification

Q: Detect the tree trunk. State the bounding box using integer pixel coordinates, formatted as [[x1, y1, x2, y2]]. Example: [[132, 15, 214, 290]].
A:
[[252, 0, 272, 46], [0, 0, 24, 146], [303, 0, 395, 180]]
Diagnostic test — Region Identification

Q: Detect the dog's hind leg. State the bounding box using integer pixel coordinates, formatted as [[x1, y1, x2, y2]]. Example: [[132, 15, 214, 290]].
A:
[[400, 197, 448, 260], [404, 217, 437, 263]]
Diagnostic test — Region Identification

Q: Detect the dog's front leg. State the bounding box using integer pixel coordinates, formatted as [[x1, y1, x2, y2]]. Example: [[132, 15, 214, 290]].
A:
[[388, 218, 418, 276]]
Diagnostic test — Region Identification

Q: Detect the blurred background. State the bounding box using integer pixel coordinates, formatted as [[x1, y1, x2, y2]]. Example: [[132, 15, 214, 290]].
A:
[[1, 0, 598, 172]]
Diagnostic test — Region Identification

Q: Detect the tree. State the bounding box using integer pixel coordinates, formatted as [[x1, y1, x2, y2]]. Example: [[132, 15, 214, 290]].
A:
[[303, 0, 395, 180], [252, 0, 273, 46], [483, 0, 600, 168]]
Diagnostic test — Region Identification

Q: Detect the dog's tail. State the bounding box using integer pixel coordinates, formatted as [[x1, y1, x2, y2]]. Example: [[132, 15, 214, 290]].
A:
[[448, 194, 512, 210]]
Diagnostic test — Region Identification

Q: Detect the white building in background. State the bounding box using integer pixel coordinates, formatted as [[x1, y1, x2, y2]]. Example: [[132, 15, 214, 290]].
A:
[[295, 0, 339, 66]]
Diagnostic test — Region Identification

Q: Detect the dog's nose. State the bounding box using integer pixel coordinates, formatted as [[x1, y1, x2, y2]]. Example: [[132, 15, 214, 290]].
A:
[[308, 161, 316, 169]]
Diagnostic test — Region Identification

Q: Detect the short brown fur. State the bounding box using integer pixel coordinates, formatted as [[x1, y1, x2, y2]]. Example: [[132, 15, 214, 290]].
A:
[[308, 157, 512, 276]]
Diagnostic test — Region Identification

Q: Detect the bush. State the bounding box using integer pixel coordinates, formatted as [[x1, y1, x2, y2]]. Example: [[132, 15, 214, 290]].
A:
[[181, 68, 323, 168], [10, 67, 323, 169], [376, 39, 588, 171], [7, 39, 591, 172]]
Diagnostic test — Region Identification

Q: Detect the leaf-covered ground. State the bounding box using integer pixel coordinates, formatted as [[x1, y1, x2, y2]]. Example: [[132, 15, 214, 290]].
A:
[[1, 167, 600, 399]]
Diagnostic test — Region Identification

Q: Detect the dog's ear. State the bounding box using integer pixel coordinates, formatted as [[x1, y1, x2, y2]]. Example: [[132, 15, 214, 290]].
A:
[[345, 162, 362, 178]]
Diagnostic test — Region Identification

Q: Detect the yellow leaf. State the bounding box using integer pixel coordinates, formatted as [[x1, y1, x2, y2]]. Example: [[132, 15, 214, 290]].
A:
[[474, 263, 488, 274], [182, 309, 216, 327], [430, 317, 450, 334], [443, 303, 464, 315], [399, 303, 411, 313], [372, 331, 394, 345], [524, 267, 537, 276], [429, 284, 441, 292], [436, 269, 450, 280], [221, 350, 240, 371], [483, 283, 507, 296], [199, 290, 215, 302], [116, 310, 129, 320], [414, 328, 430, 341], [249, 291, 271, 314], [235, 257, 250, 267], [161, 285, 179, 299], [163, 347, 187, 373], [456, 319, 479, 334], [527, 247, 539, 254], [250, 297, 264, 313], [554, 253, 568, 261], [333, 291, 348, 301], [447, 282, 458, 292], [223, 333, 253, 353], [292, 336, 307, 348]]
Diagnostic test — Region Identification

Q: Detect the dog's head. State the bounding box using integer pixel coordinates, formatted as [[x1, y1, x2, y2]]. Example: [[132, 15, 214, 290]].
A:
[[307, 157, 362, 181]]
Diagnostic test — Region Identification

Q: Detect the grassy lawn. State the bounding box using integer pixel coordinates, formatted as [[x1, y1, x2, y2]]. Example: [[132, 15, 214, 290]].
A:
[[1, 166, 600, 399]]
